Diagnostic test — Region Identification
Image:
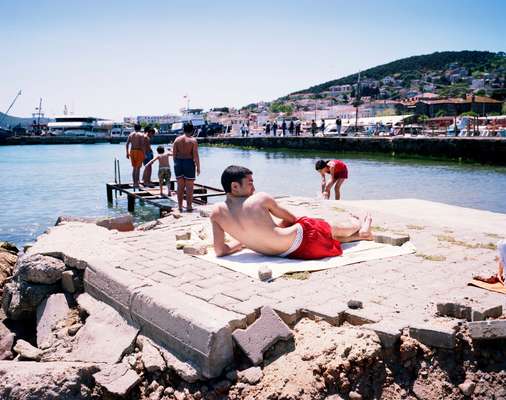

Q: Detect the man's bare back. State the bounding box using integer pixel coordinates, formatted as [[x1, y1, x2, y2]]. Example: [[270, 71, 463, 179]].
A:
[[127, 131, 145, 150], [211, 192, 299, 256], [173, 135, 197, 159]]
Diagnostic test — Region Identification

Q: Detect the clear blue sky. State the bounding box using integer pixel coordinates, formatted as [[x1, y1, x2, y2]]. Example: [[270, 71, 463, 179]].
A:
[[1, 0, 504, 120]]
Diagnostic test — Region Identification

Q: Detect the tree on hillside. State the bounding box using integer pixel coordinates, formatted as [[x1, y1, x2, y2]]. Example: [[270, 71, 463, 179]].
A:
[[436, 110, 447, 118], [502, 103, 506, 115]]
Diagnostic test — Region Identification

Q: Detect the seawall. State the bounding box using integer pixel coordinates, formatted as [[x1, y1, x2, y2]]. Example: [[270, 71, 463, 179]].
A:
[[198, 136, 506, 166]]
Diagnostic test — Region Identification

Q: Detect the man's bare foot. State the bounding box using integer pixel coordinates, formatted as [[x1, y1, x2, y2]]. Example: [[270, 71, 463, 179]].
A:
[[358, 213, 373, 240]]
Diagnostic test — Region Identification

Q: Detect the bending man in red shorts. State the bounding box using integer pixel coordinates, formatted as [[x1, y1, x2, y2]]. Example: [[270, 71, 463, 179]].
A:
[[315, 159, 348, 200], [211, 165, 372, 260]]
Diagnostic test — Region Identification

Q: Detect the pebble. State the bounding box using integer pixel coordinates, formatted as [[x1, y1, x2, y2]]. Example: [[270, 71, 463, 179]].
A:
[[347, 300, 363, 309], [68, 323, 82, 336], [349, 391, 362, 400]]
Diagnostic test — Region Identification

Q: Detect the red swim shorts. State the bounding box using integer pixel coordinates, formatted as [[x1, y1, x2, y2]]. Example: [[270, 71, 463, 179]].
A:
[[288, 217, 343, 260], [331, 160, 348, 179]]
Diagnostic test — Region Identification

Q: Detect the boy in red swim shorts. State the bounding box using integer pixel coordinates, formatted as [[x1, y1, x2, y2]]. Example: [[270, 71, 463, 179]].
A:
[[211, 166, 373, 261], [315, 159, 348, 200]]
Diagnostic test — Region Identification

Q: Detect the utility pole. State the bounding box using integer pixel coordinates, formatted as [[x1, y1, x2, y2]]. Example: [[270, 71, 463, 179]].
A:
[[354, 71, 361, 133]]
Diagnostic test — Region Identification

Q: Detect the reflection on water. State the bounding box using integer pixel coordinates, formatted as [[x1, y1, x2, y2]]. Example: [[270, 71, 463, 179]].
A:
[[1, 143, 505, 246]]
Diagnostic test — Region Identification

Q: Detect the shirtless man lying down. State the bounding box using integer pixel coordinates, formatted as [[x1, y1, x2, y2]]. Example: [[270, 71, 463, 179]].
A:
[[211, 165, 373, 259]]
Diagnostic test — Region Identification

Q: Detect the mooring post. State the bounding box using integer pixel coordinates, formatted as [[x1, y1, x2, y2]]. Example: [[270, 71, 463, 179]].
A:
[[106, 184, 113, 203], [127, 193, 135, 212]]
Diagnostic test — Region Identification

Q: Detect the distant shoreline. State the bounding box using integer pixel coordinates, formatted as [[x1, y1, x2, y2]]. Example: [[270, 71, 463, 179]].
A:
[[1, 135, 506, 166]]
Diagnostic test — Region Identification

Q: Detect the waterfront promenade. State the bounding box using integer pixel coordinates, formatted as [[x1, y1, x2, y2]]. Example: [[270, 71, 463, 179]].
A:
[[2, 135, 506, 166], [25, 197, 506, 378]]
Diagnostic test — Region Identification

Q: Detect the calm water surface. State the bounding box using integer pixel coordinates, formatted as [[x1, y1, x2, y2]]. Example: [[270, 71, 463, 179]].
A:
[[1, 144, 505, 246]]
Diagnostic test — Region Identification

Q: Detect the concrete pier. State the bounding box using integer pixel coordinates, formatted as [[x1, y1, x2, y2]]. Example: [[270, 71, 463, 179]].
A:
[[26, 198, 506, 377], [199, 136, 506, 166]]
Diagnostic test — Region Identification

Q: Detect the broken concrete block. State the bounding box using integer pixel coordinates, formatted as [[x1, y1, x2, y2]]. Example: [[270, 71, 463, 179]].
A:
[[96, 214, 134, 232], [365, 321, 403, 348], [409, 324, 456, 349], [238, 366, 263, 385], [471, 305, 503, 322], [0, 322, 15, 360], [232, 306, 293, 365], [66, 299, 138, 363], [15, 254, 66, 284], [437, 302, 472, 320], [93, 363, 141, 397], [183, 244, 207, 255], [14, 339, 43, 361], [373, 232, 410, 246], [137, 335, 166, 373], [36, 293, 70, 349], [303, 301, 347, 326], [158, 346, 202, 383], [468, 320, 506, 340], [458, 380, 476, 396], [61, 270, 77, 293], [175, 231, 191, 241], [258, 266, 272, 281]]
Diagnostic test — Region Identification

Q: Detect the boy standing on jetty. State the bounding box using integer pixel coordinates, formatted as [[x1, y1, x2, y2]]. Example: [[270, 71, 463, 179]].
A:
[[126, 124, 145, 190], [144, 145, 173, 197]]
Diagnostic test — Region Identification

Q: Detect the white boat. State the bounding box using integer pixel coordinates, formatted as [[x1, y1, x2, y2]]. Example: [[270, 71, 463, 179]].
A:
[[48, 115, 113, 137]]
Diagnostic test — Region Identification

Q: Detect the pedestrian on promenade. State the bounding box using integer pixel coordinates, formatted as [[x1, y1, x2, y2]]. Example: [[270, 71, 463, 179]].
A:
[[142, 126, 156, 187], [126, 123, 146, 190], [210, 165, 372, 258], [335, 116, 342, 135], [288, 120, 294, 136], [172, 122, 200, 212], [265, 121, 271, 136], [315, 159, 348, 200], [295, 120, 301, 136], [272, 121, 278, 137], [240, 122, 246, 137], [144, 145, 173, 197], [281, 120, 287, 137], [246, 120, 250, 137], [320, 119, 326, 133], [311, 120, 317, 137]]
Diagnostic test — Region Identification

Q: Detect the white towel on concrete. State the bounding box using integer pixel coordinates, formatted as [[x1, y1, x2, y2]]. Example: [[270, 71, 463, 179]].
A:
[[198, 240, 416, 280]]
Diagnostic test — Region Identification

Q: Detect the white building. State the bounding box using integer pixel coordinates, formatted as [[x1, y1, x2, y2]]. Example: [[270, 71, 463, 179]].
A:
[[328, 84, 353, 95]]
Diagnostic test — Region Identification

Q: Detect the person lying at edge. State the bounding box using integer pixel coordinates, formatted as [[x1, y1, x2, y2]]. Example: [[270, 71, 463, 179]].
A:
[[211, 165, 373, 260]]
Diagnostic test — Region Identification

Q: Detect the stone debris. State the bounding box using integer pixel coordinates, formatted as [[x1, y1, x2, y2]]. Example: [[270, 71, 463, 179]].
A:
[[14, 254, 66, 285], [36, 293, 70, 349], [93, 362, 141, 397], [0, 242, 17, 292], [95, 214, 134, 232], [137, 335, 166, 373], [137, 220, 160, 231], [176, 231, 192, 241], [409, 324, 456, 349], [232, 306, 293, 365], [183, 243, 208, 255], [0, 321, 15, 360], [13, 339, 43, 361], [238, 366, 263, 385], [68, 323, 83, 336], [199, 209, 211, 218], [158, 342, 202, 383], [61, 269, 83, 293], [65, 298, 138, 363], [258, 266, 272, 281], [437, 299, 502, 322], [458, 379, 476, 396], [0, 360, 98, 399], [2, 280, 60, 320], [468, 320, 506, 340], [373, 232, 410, 246]]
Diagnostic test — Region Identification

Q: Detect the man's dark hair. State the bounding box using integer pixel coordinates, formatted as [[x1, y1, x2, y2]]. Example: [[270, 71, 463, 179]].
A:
[[315, 160, 329, 171], [134, 123, 142, 131], [221, 165, 253, 193], [156, 145, 165, 154], [183, 122, 194, 134]]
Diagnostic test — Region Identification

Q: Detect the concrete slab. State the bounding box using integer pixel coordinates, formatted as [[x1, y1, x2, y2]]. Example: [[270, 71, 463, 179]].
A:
[[232, 306, 293, 365], [24, 198, 506, 376], [36, 293, 70, 349]]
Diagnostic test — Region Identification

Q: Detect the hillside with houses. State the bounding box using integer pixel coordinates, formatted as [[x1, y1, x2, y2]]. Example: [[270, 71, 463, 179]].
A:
[[238, 51, 506, 123]]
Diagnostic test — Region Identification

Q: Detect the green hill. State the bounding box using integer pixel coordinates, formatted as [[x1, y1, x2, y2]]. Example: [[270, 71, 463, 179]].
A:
[[290, 50, 505, 96]]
